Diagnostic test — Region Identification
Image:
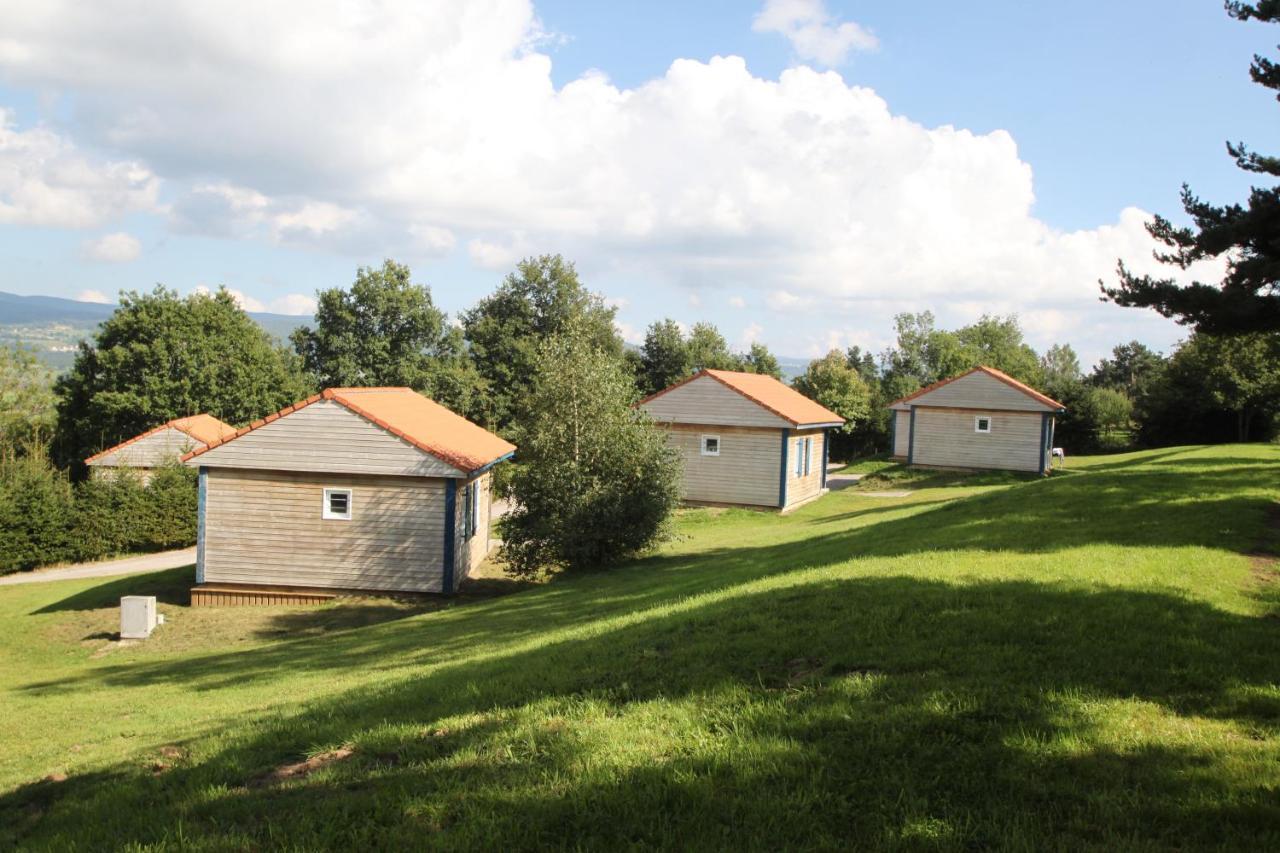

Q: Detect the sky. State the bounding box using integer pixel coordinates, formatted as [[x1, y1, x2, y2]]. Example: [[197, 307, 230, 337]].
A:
[[0, 0, 1273, 368]]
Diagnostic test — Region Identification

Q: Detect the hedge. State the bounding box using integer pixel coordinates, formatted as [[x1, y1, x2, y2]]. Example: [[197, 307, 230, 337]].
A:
[[0, 456, 197, 575]]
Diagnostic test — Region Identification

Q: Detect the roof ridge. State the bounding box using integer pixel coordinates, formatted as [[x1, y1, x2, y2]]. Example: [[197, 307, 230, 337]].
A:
[[888, 365, 1064, 410], [85, 414, 223, 465], [638, 368, 844, 427]]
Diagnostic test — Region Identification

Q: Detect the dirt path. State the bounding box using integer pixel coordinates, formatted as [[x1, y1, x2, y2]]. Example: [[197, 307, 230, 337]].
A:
[[0, 548, 196, 587]]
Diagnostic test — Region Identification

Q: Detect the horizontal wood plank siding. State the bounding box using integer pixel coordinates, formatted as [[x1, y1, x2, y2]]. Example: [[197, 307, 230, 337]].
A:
[[661, 424, 781, 507], [191, 400, 459, 477], [784, 428, 826, 508], [909, 371, 1055, 412], [911, 408, 1043, 472], [91, 427, 200, 469], [454, 472, 494, 581], [893, 411, 910, 457], [204, 468, 446, 593], [642, 375, 791, 428]]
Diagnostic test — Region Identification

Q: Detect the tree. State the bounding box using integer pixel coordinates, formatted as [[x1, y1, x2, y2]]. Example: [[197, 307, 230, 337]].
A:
[[1175, 332, 1280, 441], [1086, 387, 1135, 435], [639, 319, 691, 395], [291, 260, 480, 414], [952, 315, 1043, 386], [881, 312, 1043, 397], [1102, 4, 1280, 332], [501, 321, 681, 578], [742, 342, 782, 379], [463, 255, 620, 431], [792, 350, 872, 434], [844, 346, 880, 385], [1090, 341, 1165, 395], [1040, 344, 1082, 399], [53, 287, 312, 472], [0, 345, 55, 458], [686, 322, 741, 371]]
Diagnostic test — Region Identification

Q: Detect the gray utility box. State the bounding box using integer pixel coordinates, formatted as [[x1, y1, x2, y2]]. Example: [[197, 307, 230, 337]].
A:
[[120, 596, 158, 639]]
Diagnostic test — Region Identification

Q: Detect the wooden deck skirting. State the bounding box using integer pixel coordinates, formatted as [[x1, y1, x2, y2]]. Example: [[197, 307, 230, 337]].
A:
[[191, 583, 341, 607]]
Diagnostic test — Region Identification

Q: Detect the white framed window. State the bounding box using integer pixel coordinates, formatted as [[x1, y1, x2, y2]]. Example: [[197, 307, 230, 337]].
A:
[[463, 482, 480, 540], [322, 487, 353, 520], [700, 434, 721, 456], [794, 438, 804, 476], [974, 416, 992, 434], [803, 437, 812, 476]]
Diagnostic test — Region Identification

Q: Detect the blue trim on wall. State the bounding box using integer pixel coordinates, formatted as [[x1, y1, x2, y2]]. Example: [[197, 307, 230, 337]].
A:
[[821, 428, 829, 489], [907, 407, 917, 465], [196, 467, 207, 584], [778, 428, 790, 508], [443, 479, 457, 594], [1039, 409, 1049, 471]]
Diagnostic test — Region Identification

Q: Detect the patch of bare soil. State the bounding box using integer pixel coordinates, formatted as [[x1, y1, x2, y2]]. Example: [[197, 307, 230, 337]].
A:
[[250, 746, 355, 787]]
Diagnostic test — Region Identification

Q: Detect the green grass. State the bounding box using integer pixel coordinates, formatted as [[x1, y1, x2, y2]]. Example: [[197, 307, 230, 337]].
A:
[[2, 444, 1279, 850]]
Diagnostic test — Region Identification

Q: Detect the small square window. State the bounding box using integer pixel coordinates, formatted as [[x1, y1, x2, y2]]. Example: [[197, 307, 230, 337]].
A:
[[975, 417, 992, 434], [700, 435, 721, 456], [323, 487, 353, 520]]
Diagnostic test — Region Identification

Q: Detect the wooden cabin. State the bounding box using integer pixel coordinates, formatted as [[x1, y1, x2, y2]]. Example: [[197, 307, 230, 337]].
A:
[[639, 369, 845, 512], [85, 414, 237, 483], [182, 387, 515, 604], [888, 366, 1065, 474]]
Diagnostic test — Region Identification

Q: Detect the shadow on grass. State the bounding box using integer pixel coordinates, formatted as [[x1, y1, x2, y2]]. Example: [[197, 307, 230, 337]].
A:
[[31, 566, 195, 614], [6, 573, 1280, 849]]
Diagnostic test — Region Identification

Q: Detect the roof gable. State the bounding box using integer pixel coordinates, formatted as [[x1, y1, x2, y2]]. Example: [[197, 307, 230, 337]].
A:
[[639, 369, 844, 428], [86, 413, 236, 466], [889, 367, 1064, 413], [184, 388, 515, 476]]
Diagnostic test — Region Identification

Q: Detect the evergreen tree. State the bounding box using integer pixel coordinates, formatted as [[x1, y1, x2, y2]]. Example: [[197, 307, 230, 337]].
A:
[[1103, 3, 1280, 332], [501, 320, 681, 577], [53, 287, 312, 472], [463, 255, 620, 430]]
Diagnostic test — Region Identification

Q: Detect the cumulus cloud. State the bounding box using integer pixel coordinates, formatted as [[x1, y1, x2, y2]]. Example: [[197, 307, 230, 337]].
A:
[[729, 296, 746, 309], [752, 0, 878, 67], [0, 109, 159, 228], [268, 293, 318, 315], [0, 1, 1215, 363], [75, 289, 112, 303], [740, 322, 763, 348], [81, 231, 141, 262]]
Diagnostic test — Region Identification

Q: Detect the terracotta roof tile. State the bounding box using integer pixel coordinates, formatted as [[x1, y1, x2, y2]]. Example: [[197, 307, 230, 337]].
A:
[[85, 413, 238, 465], [182, 387, 516, 475], [639, 369, 845, 427], [887, 365, 1065, 411]]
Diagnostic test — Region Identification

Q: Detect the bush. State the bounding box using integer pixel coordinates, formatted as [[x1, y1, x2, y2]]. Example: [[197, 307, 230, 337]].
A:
[[501, 322, 681, 578], [0, 455, 198, 575]]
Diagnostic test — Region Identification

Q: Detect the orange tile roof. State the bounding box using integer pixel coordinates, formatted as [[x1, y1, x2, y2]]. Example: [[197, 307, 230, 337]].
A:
[[639, 369, 845, 427], [85, 413, 238, 465], [182, 387, 516, 475], [888, 365, 1065, 411]]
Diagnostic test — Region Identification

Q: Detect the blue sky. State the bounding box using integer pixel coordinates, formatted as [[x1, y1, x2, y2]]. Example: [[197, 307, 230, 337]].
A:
[[0, 1, 1272, 367]]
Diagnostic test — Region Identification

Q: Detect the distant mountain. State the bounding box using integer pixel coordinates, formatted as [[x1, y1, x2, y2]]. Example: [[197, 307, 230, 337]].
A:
[[0, 290, 314, 371]]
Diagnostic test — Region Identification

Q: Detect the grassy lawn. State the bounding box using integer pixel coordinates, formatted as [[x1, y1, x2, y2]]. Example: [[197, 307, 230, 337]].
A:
[[2, 444, 1279, 849]]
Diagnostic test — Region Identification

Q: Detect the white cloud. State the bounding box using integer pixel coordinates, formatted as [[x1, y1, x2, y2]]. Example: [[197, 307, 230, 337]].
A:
[[0, 2, 1216, 365], [75, 288, 112, 304], [0, 109, 159, 228], [728, 295, 746, 309], [753, 0, 878, 67], [81, 231, 141, 262], [688, 292, 702, 309], [614, 319, 643, 345], [740, 322, 763, 348], [604, 295, 629, 310]]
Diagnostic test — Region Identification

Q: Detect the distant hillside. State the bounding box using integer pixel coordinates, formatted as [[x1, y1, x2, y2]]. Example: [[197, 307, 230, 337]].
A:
[[0, 291, 313, 371]]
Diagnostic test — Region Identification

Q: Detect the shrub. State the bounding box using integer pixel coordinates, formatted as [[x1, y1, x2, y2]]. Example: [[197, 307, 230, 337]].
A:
[[501, 322, 681, 578], [0, 454, 75, 573]]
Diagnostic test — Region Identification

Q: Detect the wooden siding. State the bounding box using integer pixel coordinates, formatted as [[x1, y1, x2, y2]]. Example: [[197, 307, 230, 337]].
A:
[[642, 375, 791, 428], [454, 472, 494, 581], [783, 428, 826, 508], [90, 426, 199, 469], [893, 411, 910, 457], [907, 370, 1056, 413], [661, 424, 781, 507], [192, 400, 460, 477], [911, 407, 1043, 472], [203, 468, 447, 593]]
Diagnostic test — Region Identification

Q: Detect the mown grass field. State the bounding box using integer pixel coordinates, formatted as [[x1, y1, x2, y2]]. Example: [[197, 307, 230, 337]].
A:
[[1, 444, 1279, 850]]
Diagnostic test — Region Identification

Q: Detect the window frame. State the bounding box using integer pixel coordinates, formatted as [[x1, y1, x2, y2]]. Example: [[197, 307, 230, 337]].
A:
[[462, 481, 480, 540], [700, 434, 721, 457], [794, 438, 804, 477], [803, 436, 812, 476], [322, 487, 353, 521], [974, 416, 993, 434]]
